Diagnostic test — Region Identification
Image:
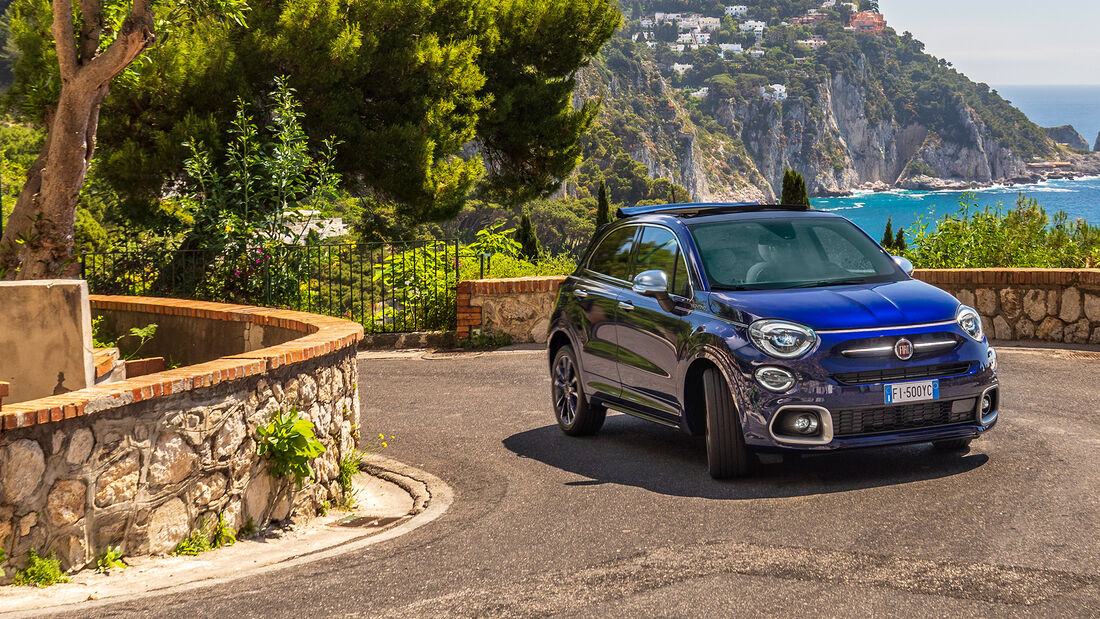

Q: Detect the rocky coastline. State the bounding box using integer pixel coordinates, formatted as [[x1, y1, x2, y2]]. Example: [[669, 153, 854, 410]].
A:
[[811, 151, 1100, 197]]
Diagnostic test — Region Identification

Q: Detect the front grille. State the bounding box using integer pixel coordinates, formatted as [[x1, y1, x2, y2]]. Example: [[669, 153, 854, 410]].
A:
[[832, 362, 971, 386], [833, 400, 975, 437]]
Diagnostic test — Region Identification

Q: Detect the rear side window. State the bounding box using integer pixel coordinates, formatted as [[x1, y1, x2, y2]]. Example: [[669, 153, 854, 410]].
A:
[[635, 226, 692, 297], [587, 226, 636, 281]]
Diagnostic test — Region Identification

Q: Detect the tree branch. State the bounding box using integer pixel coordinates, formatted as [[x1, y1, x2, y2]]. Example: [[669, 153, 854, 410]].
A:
[[51, 0, 79, 80], [78, 0, 104, 64], [81, 0, 155, 87]]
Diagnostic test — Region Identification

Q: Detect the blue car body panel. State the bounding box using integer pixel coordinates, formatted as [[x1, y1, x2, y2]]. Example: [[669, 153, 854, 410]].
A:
[[547, 204, 999, 454]]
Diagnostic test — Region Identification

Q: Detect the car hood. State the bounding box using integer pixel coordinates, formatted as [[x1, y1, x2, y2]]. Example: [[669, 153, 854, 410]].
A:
[[708, 278, 961, 331]]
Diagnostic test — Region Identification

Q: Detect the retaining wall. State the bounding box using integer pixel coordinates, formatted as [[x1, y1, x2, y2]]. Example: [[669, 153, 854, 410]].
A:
[[0, 296, 362, 577], [456, 270, 1100, 345]]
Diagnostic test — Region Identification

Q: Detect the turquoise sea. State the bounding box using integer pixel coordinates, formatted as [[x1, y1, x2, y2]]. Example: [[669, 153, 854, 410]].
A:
[[819, 84, 1100, 239], [817, 176, 1100, 240]]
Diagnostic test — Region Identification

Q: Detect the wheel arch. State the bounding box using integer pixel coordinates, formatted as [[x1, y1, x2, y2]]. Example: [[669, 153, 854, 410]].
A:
[[681, 344, 750, 435]]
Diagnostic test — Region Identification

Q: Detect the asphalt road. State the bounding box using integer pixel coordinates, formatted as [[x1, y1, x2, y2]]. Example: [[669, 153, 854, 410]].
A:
[[79, 345, 1100, 617]]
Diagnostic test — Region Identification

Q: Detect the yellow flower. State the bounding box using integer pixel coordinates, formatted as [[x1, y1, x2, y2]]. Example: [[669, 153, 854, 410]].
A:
[[381, 442, 388, 448], [378, 433, 384, 439]]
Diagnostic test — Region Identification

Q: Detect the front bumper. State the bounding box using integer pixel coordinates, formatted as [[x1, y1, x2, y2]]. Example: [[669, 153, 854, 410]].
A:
[[736, 328, 999, 452]]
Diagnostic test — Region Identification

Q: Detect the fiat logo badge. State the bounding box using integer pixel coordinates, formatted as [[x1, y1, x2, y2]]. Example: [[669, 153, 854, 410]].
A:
[[894, 338, 914, 360]]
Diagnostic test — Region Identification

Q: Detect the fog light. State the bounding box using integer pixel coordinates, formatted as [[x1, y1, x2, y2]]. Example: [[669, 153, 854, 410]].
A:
[[792, 413, 819, 434], [987, 347, 997, 372], [778, 410, 821, 436], [755, 366, 796, 392], [981, 393, 993, 415]]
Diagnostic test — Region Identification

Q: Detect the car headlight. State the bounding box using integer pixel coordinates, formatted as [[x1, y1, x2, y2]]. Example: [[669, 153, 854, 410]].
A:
[[748, 320, 817, 359], [956, 305, 984, 342]]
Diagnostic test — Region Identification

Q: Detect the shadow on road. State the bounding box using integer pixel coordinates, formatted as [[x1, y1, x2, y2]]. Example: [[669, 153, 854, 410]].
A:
[[502, 414, 988, 500]]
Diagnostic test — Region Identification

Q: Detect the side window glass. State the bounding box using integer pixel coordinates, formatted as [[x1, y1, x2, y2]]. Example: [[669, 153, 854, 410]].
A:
[[587, 226, 636, 281], [636, 227, 692, 297]]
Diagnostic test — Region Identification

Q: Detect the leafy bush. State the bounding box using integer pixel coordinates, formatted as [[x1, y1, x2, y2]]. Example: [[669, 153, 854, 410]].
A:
[[458, 330, 513, 350], [256, 408, 327, 486], [12, 548, 69, 587], [905, 195, 1100, 268]]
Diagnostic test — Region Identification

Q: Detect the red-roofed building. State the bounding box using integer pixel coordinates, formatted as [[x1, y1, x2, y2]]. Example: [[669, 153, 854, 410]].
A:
[[850, 11, 886, 34]]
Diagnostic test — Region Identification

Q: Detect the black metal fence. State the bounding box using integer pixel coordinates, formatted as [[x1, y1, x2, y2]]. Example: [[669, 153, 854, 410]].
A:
[[81, 241, 462, 333]]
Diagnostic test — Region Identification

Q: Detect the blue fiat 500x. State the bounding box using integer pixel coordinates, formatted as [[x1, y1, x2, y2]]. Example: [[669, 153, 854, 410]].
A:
[[546, 203, 999, 478]]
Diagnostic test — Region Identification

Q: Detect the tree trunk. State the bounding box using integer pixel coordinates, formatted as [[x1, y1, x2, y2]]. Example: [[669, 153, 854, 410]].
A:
[[0, 0, 154, 280]]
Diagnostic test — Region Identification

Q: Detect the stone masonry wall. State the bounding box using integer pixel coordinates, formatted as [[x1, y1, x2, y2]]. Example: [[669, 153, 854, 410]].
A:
[[0, 297, 363, 579], [916, 269, 1100, 344], [456, 270, 1100, 346]]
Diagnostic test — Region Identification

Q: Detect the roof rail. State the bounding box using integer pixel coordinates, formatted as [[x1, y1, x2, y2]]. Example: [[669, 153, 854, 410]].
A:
[[616, 202, 812, 218]]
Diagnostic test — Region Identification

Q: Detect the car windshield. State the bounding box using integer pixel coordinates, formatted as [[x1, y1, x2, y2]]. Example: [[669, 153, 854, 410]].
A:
[[689, 216, 904, 290]]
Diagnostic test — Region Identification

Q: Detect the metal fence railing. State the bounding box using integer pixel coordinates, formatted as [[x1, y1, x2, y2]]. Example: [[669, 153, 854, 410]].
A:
[[81, 241, 462, 333]]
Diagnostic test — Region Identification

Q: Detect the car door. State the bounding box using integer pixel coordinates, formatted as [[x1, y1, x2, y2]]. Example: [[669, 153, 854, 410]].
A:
[[614, 225, 697, 423], [572, 224, 639, 401]]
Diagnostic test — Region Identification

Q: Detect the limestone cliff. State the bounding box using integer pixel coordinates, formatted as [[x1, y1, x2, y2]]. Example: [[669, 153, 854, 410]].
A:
[[576, 30, 1063, 199], [1043, 125, 1091, 151]]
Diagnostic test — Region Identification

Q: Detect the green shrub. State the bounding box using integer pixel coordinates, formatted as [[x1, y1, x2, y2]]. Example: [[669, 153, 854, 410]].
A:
[[12, 548, 69, 587], [237, 517, 257, 539], [256, 408, 327, 486], [906, 195, 1100, 268]]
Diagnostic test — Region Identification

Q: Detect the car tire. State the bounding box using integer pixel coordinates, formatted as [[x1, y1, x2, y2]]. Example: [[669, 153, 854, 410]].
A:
[[703, 367, 752, 479], [932, 438, 973, 450], [551, 346, 606, 436]]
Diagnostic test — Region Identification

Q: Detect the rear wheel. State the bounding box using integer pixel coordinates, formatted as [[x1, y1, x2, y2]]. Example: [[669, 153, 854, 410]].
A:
[[551, 346, 606, 436], [703, 367, 752, 479], [933, 438, 973, 450]]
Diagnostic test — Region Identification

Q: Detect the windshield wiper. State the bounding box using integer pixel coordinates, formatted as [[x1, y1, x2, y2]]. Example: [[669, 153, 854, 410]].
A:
[[786, 277, 869, 289]]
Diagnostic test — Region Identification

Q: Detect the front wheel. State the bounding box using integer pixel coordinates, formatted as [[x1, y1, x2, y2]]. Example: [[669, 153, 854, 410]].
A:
[[551, 346, 606, 436], [703, 367, 752, 479]]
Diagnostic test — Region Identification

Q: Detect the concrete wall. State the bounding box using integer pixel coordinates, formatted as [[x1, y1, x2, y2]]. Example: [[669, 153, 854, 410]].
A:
[[0, 281, 93, 404]]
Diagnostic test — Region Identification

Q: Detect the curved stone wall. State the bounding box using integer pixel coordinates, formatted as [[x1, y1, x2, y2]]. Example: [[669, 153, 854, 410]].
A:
[[0, 297, 362, 576]]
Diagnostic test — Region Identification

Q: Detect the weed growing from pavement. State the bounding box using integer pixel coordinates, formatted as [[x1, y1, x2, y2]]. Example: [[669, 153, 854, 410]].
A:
[[458, 329, 512, 350], [12, 548, 68, 587], [173, 513, 236, 556], [338, 448, 366, 509], [96, 546, 126, 573], [238, 517, 257, 539]]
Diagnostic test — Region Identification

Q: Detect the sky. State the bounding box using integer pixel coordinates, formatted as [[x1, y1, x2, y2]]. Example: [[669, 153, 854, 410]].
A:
[[878, 0, 1100, 86]]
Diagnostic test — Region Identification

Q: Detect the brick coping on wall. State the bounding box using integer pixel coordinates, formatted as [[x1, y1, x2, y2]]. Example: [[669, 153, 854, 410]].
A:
[[0, 295, 364, 433]]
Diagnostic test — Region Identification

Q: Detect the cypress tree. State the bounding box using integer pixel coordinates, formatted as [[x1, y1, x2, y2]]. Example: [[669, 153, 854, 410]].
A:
[[516, 209, 541, 261], [596, 180, 611, 228], [881, 218, 895, 250], [894, 228, 907, 253], [780, 169, 811, 207]]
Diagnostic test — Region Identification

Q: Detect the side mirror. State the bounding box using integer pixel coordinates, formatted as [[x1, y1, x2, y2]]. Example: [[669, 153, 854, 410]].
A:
[[632, 269, 669, 296], [892, 255, 914, 276], [633, 270, 680, 313]]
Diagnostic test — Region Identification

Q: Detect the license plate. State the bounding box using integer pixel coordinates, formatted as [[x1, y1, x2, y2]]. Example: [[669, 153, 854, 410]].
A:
[[884, 379, 940, 404]]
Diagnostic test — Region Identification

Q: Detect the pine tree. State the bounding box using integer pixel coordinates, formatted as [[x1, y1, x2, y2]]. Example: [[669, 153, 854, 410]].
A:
[[894, 229, 907, 253], [881, 218, 895, 250], [596, 181, 611, 228], [780, 169, 811, 207], [516, 209, 541, 261]]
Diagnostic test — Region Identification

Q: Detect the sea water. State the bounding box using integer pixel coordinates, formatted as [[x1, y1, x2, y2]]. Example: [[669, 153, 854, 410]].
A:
[[816, 176, 1100, 239]]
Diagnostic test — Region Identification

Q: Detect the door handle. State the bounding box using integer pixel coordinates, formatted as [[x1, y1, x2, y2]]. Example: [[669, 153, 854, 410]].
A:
[[618, 301, 635, 311], [573, 289, 589, 298]]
